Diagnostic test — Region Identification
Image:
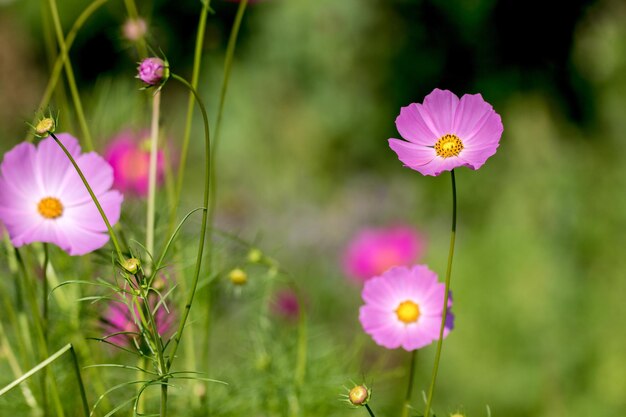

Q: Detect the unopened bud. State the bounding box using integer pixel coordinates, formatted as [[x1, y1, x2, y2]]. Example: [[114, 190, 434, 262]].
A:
[[122, 258, 140, 274], [228, 268, 247, 285], [348, 385, 370, 406], [247, 248, 262, 263], [34, 117, 56, 137]]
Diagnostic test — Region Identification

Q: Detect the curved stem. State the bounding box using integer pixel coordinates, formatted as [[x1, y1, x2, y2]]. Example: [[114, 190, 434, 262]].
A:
[[400, 349, 417, 417], [27, 0, 110, 143], [166, 74, 211, 370], [170, 0, 211, 234], [46, 0, 94, 151], [423, 169, 457, 417], [48, 132, 125, 264]]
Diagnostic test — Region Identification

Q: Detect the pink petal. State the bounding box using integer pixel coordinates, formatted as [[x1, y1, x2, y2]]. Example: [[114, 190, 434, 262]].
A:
[[451, 94, 496, 142], [0, 142, 43, 199], [388, 139, 436, 170], [395, 104, 439, 145], [63, 190, 123, 232], [421, 89, 460, 137], [36, 135, 81, 195], [410, 155, 470, 176], [55, 218, 110, 255], [60, 152, 116, 206]]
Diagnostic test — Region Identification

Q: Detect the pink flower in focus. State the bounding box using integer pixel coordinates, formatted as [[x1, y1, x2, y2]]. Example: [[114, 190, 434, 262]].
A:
[[388, 88, 503, 176], [101, 296, 174, 352], [271, 289, 300, 319], [137, 57, 166, 85], [343, 226, 425, 283], [104, 130, 165, 197], [359, 265, 453, 351], [0, 134, 123, 256]]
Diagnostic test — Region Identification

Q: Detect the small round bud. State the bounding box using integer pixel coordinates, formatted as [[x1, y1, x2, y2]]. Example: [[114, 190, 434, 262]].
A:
[[348, 385, 370, 406], [122, 18, 147, 42], [35, 117, 55, 137], [247, 248, 263, 263], [122, 258, 140, 274], [228, 268, 247, 285], [137, 57, 168, 86]]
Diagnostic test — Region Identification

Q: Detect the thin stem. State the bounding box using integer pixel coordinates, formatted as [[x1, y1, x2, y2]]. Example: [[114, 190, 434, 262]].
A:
[[68, 345, 90, 417], [123, 0, 147, 58], [207, 0, 249, 230], [26, 0, 110, 142], [170, 0, 211, 234], [400, 349, 417, 417], [48, 132, 125, 263], [160, 384, 168, 417], [423, 169, 457, 417], [42, 243, 49, 415], [146, 90, 161, 266], [365, 404, 377, 417], [46, 0, 94, 151], [166, 74, 211, 370]]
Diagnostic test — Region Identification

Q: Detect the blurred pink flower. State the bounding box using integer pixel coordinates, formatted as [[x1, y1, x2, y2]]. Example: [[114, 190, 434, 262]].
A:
[[0, 134, 123, 256], [343, 226, 425, 283], [104, 130, 165, 197], [271, 289, 300, 319], [122, 18, 147, 42], [359, 265, 453, 351], [388, 88, 503, 176], [137, 57, 166, 85], [101, 295, 174, 352]]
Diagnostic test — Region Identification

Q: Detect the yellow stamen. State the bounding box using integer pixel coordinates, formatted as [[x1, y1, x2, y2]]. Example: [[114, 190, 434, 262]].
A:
[[395, 300, 420, 324], [37, 197, 63, 219], [35, 118, 55, 137], [434, 134, 464, 158]]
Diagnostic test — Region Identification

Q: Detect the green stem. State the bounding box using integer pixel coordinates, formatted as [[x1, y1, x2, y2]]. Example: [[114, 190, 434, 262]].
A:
[[46, 0, 94, 151], [208, 0, 249, 230], [48, 132, 125, 264], [68, 345, 90, 417], [423, 169, 457, 417], [146, 90, 161, 265], [166, 74, 211, 370], [42, 244, 49, 416], [26, 0, 110, 143], [365, 404, 377, 417], [400, 349, 417, 417], [170, 0, 211, 234]]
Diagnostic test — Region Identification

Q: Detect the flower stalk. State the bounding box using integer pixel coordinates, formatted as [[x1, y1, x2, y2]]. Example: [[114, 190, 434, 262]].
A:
[[423, 169, 457, 417]]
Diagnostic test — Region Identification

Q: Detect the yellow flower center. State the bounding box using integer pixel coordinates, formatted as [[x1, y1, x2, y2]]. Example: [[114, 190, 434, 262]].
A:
[[35, 118, 55, 136], [37, 197, 63, 219], [395, 300, 420, 324], [434, 134, 464, 158]]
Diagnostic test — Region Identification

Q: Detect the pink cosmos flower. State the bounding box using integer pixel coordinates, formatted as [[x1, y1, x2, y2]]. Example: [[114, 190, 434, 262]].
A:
[[388, 88, 503, 176], [343, 226, 425, 283], [104, 130, 165, 197], [0, 134, 123, 256], [137, 57, 166, 85], [101, 296, 174, 351], [359, 265, 453, 351]]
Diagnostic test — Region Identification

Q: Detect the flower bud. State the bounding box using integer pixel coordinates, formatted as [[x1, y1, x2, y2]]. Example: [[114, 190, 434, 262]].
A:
[[247, 248, 263, 263], [348, 385, 370, 406], [228, 268, 247, 285], [122, 18, 147, 42], [34, 117, 56, 137], [137, 57, 168, 86], [122, 258, 141, 274]]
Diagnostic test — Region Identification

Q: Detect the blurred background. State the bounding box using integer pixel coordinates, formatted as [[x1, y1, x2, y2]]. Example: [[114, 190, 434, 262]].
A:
[[1, 0, 626, 416]]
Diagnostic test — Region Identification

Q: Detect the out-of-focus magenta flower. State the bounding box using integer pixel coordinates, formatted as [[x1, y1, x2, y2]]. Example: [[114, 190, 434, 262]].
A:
[[101, 296, 174, 352], [271, 289, 300, 319], [388, 88, 503, 176], [0, 134, 123, 256], [359, 265, 453, 351], [137, 57, 166, 86], [122, 18, 147, 42], [343, 226, 425, 283], [104, 130, 165, 197]]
